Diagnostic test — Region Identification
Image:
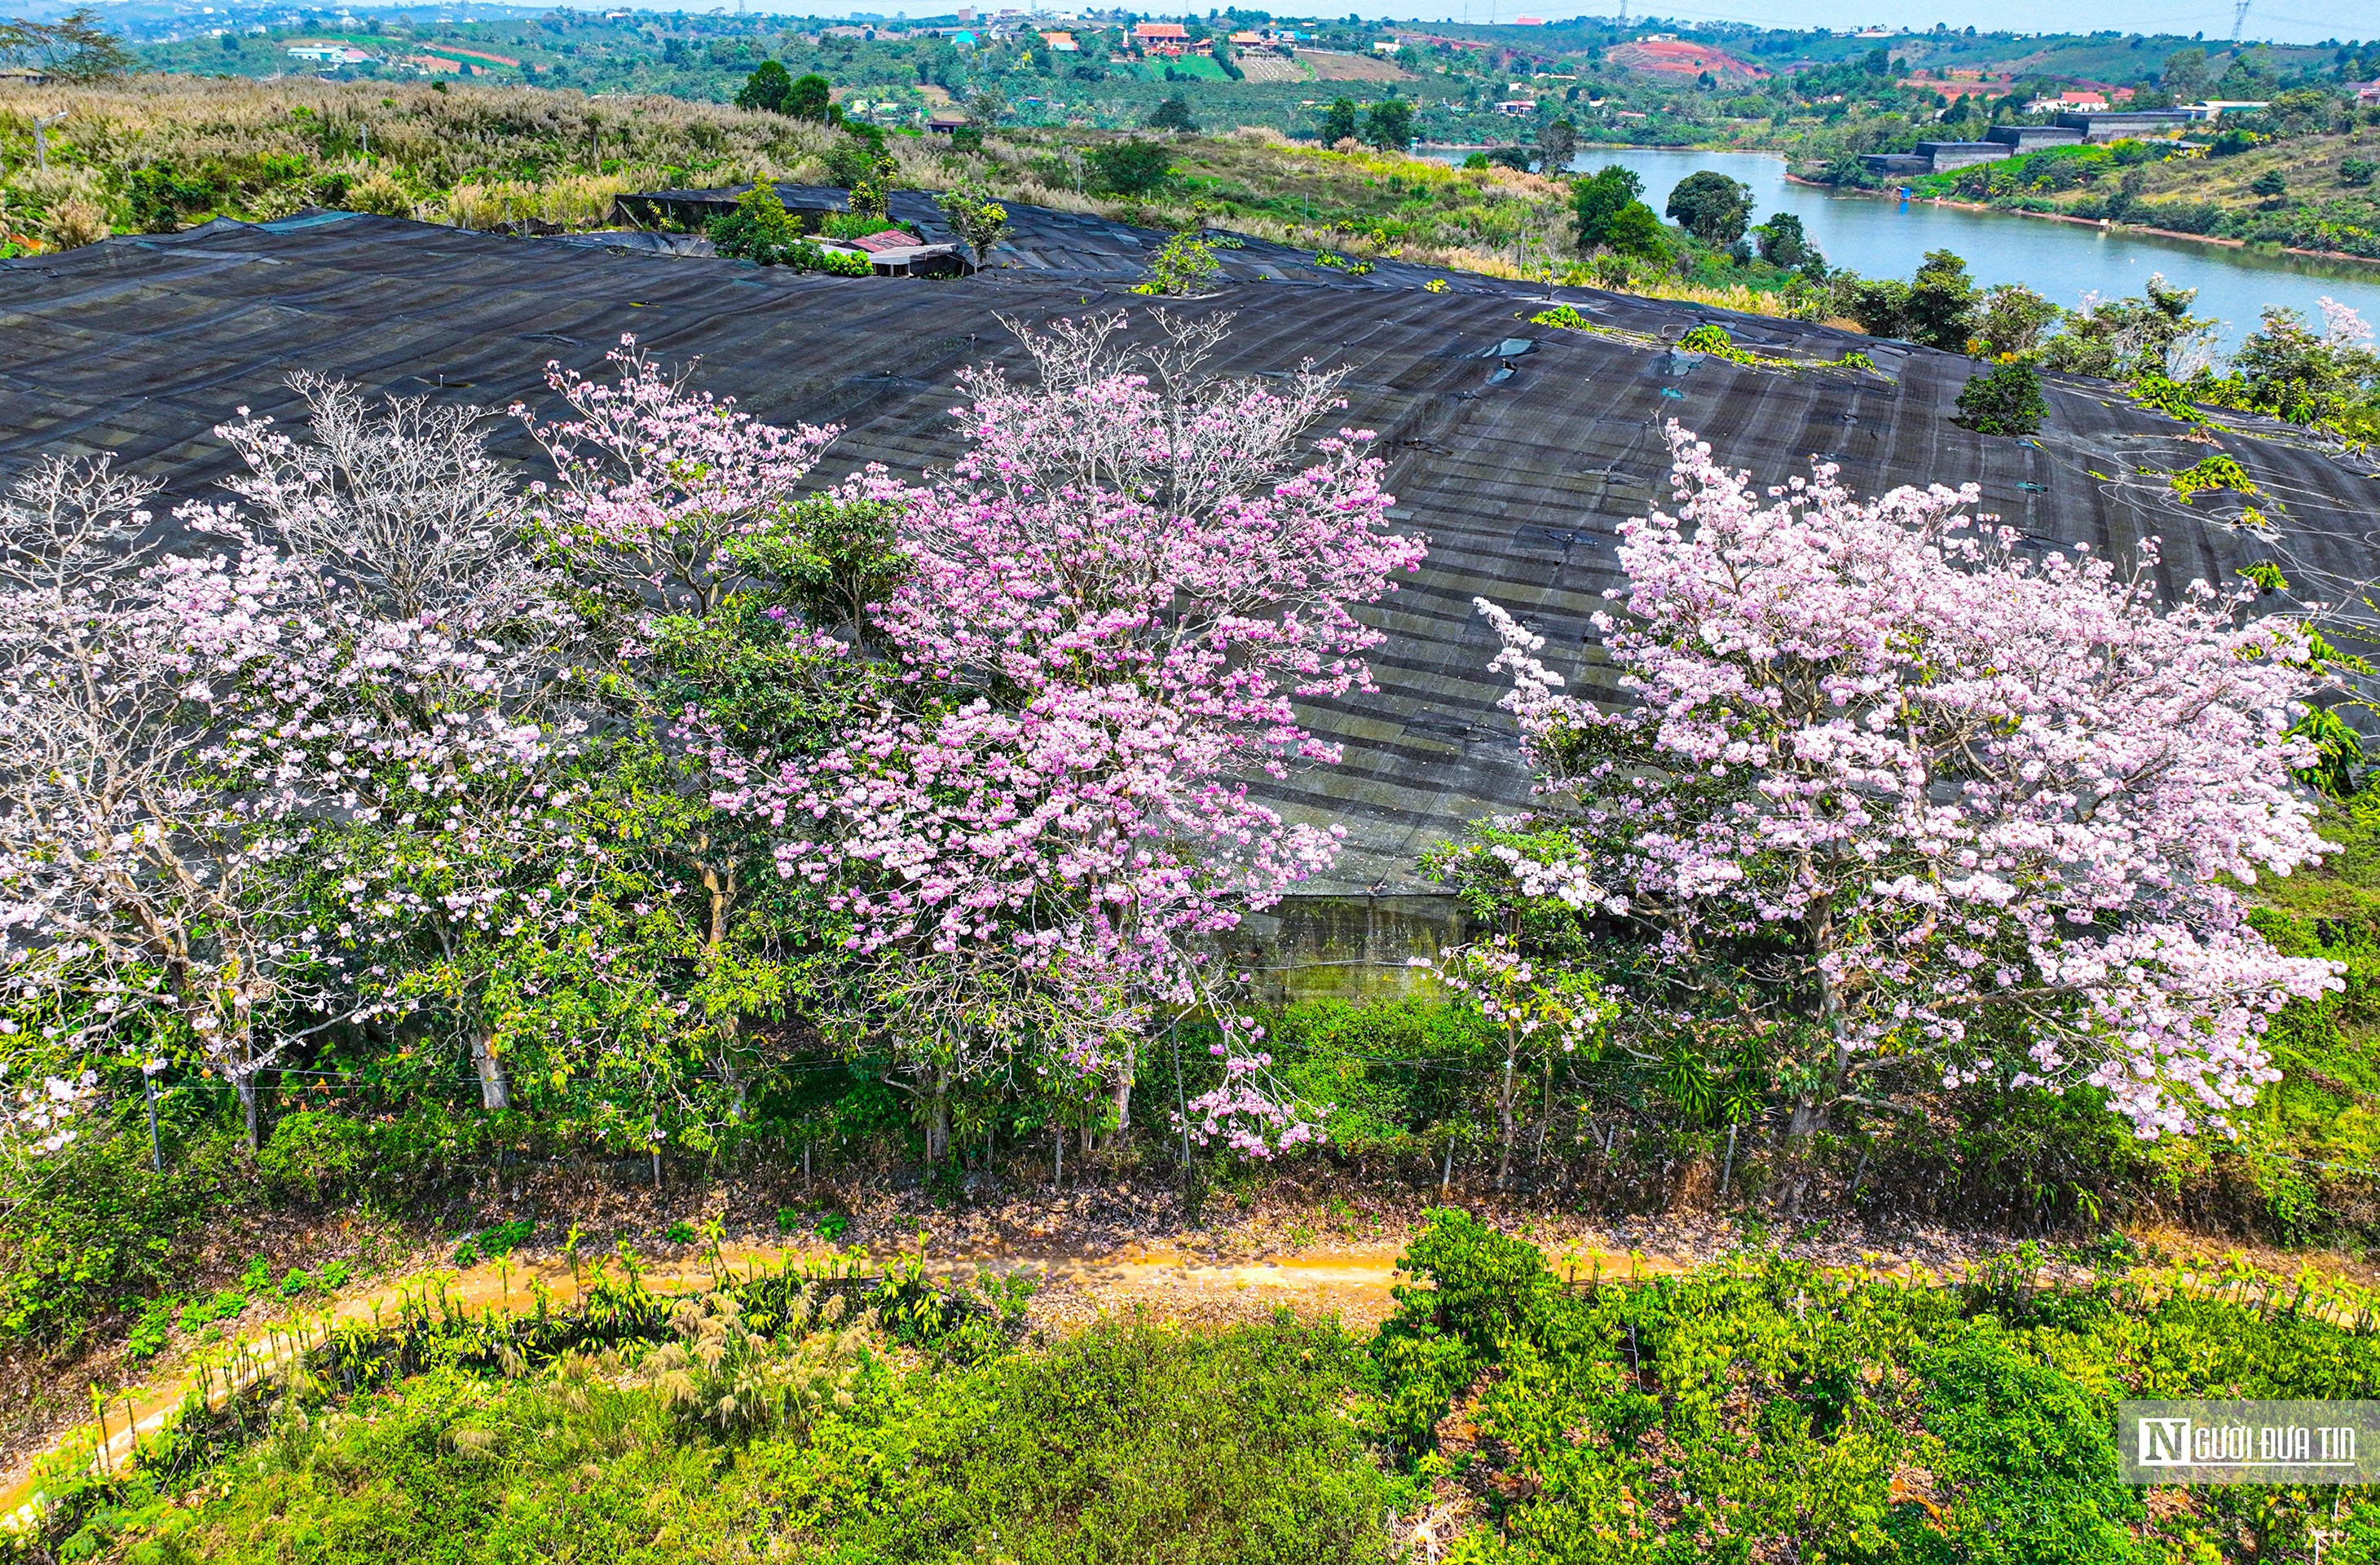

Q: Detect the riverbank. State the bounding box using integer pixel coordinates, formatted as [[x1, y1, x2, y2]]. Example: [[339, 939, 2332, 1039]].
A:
[[1785, 170, 2380, 271]]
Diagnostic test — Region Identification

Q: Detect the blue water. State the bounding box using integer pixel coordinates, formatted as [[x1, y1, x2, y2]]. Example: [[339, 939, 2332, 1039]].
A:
[[1421, 145, 2380, 350]]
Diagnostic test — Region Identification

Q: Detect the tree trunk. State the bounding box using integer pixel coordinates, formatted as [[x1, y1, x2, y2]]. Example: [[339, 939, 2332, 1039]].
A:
[[1780, 904, 1854, 1214], [1534, 1051, 1556, 1170], [234, 1069, 260, 1151], [699, 853, 747, 1121], [469, 1027, 509, 1112], [1495, 1044, 1519, 1191], [924, 1062, 952, 1165], [1107, 1044, 1135, 1154]]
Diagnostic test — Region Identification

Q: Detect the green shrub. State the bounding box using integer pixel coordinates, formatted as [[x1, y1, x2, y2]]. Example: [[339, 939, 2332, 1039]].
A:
[[122, 1297, 174, 1364], [55, 1316, 1396, 1565], [1956, 359, 2050, 436], [0, 1118, 245, 1345], [257, 1109, 371, 1204], [175, 1287, 249, 1333], [707, 184, 873, 275], [773, 1316, 1396, 1563], [1369, 1210, 2380, 1560], [454, 1219, 535, 1267], [1903, 1327, 2146, 1563], [1089, 139, 1172, 196], [2169, 452, 2259, 501]]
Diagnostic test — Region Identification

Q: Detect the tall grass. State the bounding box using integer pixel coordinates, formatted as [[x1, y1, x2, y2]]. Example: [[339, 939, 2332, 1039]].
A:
[[0, 75, 844, 244], [0, 75, 1812, 319]]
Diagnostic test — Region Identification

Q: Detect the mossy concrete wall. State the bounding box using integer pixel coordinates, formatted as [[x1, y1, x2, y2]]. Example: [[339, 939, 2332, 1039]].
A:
[[1217, 893, 1470, 1007]]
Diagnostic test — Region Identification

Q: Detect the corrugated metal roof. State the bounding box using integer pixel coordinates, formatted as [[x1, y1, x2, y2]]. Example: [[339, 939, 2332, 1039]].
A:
[[4, 207, 2375, 898]]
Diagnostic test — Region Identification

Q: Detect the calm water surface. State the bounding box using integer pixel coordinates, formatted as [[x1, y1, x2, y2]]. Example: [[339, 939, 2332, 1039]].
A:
[[1421, 145, 2380, 350]]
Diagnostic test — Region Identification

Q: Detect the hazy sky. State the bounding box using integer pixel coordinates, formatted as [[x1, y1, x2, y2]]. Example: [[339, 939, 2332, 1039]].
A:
[[730, 0, 2369, 48]]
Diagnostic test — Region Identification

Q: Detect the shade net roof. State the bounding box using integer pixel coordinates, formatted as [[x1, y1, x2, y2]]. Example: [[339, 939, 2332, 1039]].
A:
[[5, 205, 2376, 894]]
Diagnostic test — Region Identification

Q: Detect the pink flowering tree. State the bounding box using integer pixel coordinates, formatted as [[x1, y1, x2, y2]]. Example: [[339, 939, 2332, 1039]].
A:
[[519, 337, 841, 623], [722, 311, 1427, 1160], [518, 338, 853, 1125], [1451, 421, 2342, 1197], [209, 375, 743, 1149], [0, 456, 342, 1146]]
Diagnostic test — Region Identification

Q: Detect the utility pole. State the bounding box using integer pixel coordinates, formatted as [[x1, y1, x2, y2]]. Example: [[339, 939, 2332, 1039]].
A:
[[2229, 0, 2250, 44], [32, 112, 64, 171], [143, 1068, 163, 1175]]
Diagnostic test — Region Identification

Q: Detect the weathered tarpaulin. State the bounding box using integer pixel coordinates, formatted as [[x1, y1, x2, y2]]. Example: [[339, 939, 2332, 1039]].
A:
[[5, 207, 2373, 985]]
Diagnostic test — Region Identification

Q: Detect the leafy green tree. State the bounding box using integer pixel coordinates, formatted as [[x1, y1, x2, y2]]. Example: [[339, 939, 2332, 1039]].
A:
[[1664, 170, 1753, 249], [1536, 117, 1576, 172], [1752, 210, 1818, 271], [785, 70, 833, 121], [734, 60, 793, 113], [1598, 201, 1668, 258], [1145, 93, 1196, 132], [2160, 44, 2210, 100], [2225, 302, 2380, 430], [1317, 95, 1359, 143], [1090, 139, 1171, 196], [1902, 247, 1980, 351], [1972, 282, 2060, 359], [2036, 274, 2211, 380], [1361, 97, 1413, 150], [1955, 360, 2050, 436], [1571, 165, 1668, 259], [935, 185, 1010, 269], [0, 7, 130, 80]]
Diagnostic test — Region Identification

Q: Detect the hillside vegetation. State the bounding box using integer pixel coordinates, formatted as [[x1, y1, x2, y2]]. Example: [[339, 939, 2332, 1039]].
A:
[[17, 1213, 2380, 1563], [0, 74, 1807, 315], [1883, 118, 2380, 260]]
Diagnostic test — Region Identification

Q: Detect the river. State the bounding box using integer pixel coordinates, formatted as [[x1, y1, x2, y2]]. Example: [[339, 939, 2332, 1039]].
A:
[[1421, 145, 2380, 351]]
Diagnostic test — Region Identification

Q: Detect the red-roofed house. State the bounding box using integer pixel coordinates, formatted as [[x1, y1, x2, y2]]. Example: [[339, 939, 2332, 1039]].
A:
[[1135, 21, 1190, 55], [817, 228, 972, 277]]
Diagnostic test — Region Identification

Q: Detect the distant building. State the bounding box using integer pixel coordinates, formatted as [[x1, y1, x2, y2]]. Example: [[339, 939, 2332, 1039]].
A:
[[1496, 99, 1538, 116], [1985, 124, 2084, 149], [816, 228, 970, 278], [2181, 99, 2272, 117], [1040, 30, 1078, 51], [2055, 108, 2195, 139], [1133, 21, 1189, 55], [286, 42, 369, 63], [1914, 140, 2011, 170]]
